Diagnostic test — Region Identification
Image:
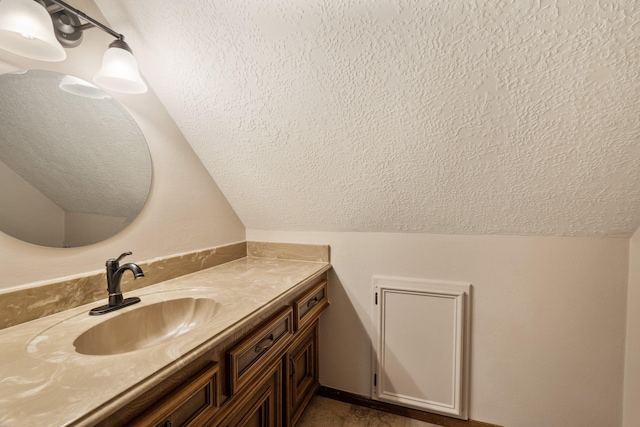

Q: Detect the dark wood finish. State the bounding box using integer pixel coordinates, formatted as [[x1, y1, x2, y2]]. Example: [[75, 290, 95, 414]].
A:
[[317, 386, 503, 427], [131, 363, 219, 427], [98, 272, 329, 427], [288, 321, 319, 426], [216, 358, 284, 427], [227, 308, 293, 396], [293, 280, 328, 332]]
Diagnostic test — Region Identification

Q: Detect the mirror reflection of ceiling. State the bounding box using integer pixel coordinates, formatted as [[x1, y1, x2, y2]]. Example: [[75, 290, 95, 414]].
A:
[[0, 70, 150, 220]]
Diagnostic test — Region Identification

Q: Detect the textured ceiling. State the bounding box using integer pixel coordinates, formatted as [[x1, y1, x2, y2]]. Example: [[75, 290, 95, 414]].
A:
[[96, 0, 640, 237]]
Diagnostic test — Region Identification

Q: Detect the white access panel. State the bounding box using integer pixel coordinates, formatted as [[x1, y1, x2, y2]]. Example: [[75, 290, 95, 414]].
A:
[[372, 276, 470, 419]]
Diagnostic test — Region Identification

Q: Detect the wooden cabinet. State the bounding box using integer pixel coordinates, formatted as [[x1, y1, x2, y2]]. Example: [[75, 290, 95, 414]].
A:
[[223, 318, 321, 427], [288, 321, 319, 426], [216, 358, 284, 427], [131, 363, 219, 427], [223, 280, 326, 427], [123, 274, 328, 427]]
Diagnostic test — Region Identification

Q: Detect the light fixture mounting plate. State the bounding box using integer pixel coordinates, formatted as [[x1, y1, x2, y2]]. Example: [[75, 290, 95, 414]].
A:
[[50, 9, 82, 48]]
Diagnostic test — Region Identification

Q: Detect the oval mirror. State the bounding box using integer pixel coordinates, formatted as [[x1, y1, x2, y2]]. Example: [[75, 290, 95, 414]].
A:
[[0, 70, 152, 248]]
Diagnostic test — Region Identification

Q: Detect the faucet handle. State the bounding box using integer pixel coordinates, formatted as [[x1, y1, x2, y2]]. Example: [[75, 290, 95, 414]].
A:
[[106, 252, 133, 268], [115, 251, 133, 262]]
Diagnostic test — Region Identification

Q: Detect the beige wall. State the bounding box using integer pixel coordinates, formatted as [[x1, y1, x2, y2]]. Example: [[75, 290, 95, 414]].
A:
[[63, 211, 128, 248], [248, 229, 629, 427], [624, 229, 640, 427], [0, 158, 65, 247], [0, 0, 245, 291]]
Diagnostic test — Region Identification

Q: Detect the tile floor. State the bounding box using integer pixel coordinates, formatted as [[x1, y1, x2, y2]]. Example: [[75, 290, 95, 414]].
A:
[[297, 396, 442, 427]]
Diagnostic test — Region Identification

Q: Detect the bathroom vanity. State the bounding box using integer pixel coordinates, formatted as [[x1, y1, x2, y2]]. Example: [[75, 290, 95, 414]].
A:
[[0, 253, 330, 427], [126, 276, 328, 427]]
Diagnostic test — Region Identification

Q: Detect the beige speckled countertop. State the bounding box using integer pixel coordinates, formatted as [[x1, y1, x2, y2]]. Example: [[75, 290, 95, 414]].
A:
[[0, 257, 330, 426]]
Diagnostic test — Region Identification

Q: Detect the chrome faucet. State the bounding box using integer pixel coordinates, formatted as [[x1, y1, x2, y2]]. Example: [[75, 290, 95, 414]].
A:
[[89, 252, 145, 315]]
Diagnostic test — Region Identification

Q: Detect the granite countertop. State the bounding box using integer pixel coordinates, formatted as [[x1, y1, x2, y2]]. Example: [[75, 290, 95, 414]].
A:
[[0, 256, 330, 426]]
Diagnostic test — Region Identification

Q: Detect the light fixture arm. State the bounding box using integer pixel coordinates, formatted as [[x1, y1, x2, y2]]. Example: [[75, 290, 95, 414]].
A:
[[46, 0, 123, 41]]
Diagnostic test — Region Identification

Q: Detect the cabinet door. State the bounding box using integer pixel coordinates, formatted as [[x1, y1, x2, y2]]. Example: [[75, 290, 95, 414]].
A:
[[288, 321, 319, 426], [372, 276, 471, 419], [217, 359, 283, 427]]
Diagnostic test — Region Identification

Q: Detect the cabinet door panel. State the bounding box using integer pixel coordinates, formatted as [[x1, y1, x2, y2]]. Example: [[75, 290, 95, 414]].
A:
[[227, 388, 272, 427], [218, 360, 283, 427], [372, 276, 471, 419], [288, 322, 319, 426]]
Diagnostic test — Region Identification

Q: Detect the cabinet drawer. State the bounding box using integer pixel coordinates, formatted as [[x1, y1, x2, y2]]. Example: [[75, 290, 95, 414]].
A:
[[132, 363, 219, 427], [227, 307, 293, 395], [293, 280, 329, 332]]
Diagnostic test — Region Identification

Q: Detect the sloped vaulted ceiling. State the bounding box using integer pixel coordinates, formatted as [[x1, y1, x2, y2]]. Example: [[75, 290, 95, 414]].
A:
[[95, 0, 640, 237]]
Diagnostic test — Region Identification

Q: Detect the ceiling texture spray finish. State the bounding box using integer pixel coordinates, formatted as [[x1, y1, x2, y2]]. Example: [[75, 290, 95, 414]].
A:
[[96, 0, 640, 237]]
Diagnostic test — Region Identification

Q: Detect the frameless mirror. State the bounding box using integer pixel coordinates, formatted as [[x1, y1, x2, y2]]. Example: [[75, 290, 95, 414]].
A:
[[0, 70, 152, 248]]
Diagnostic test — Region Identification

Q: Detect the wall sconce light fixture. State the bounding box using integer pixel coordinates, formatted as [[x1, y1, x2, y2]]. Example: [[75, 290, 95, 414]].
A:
[[0, 0, 147, 94]]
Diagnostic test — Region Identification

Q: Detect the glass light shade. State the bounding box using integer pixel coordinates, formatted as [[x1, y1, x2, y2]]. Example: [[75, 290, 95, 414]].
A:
[[0, 0, 66, 61], [94, 44, 147, 94]]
